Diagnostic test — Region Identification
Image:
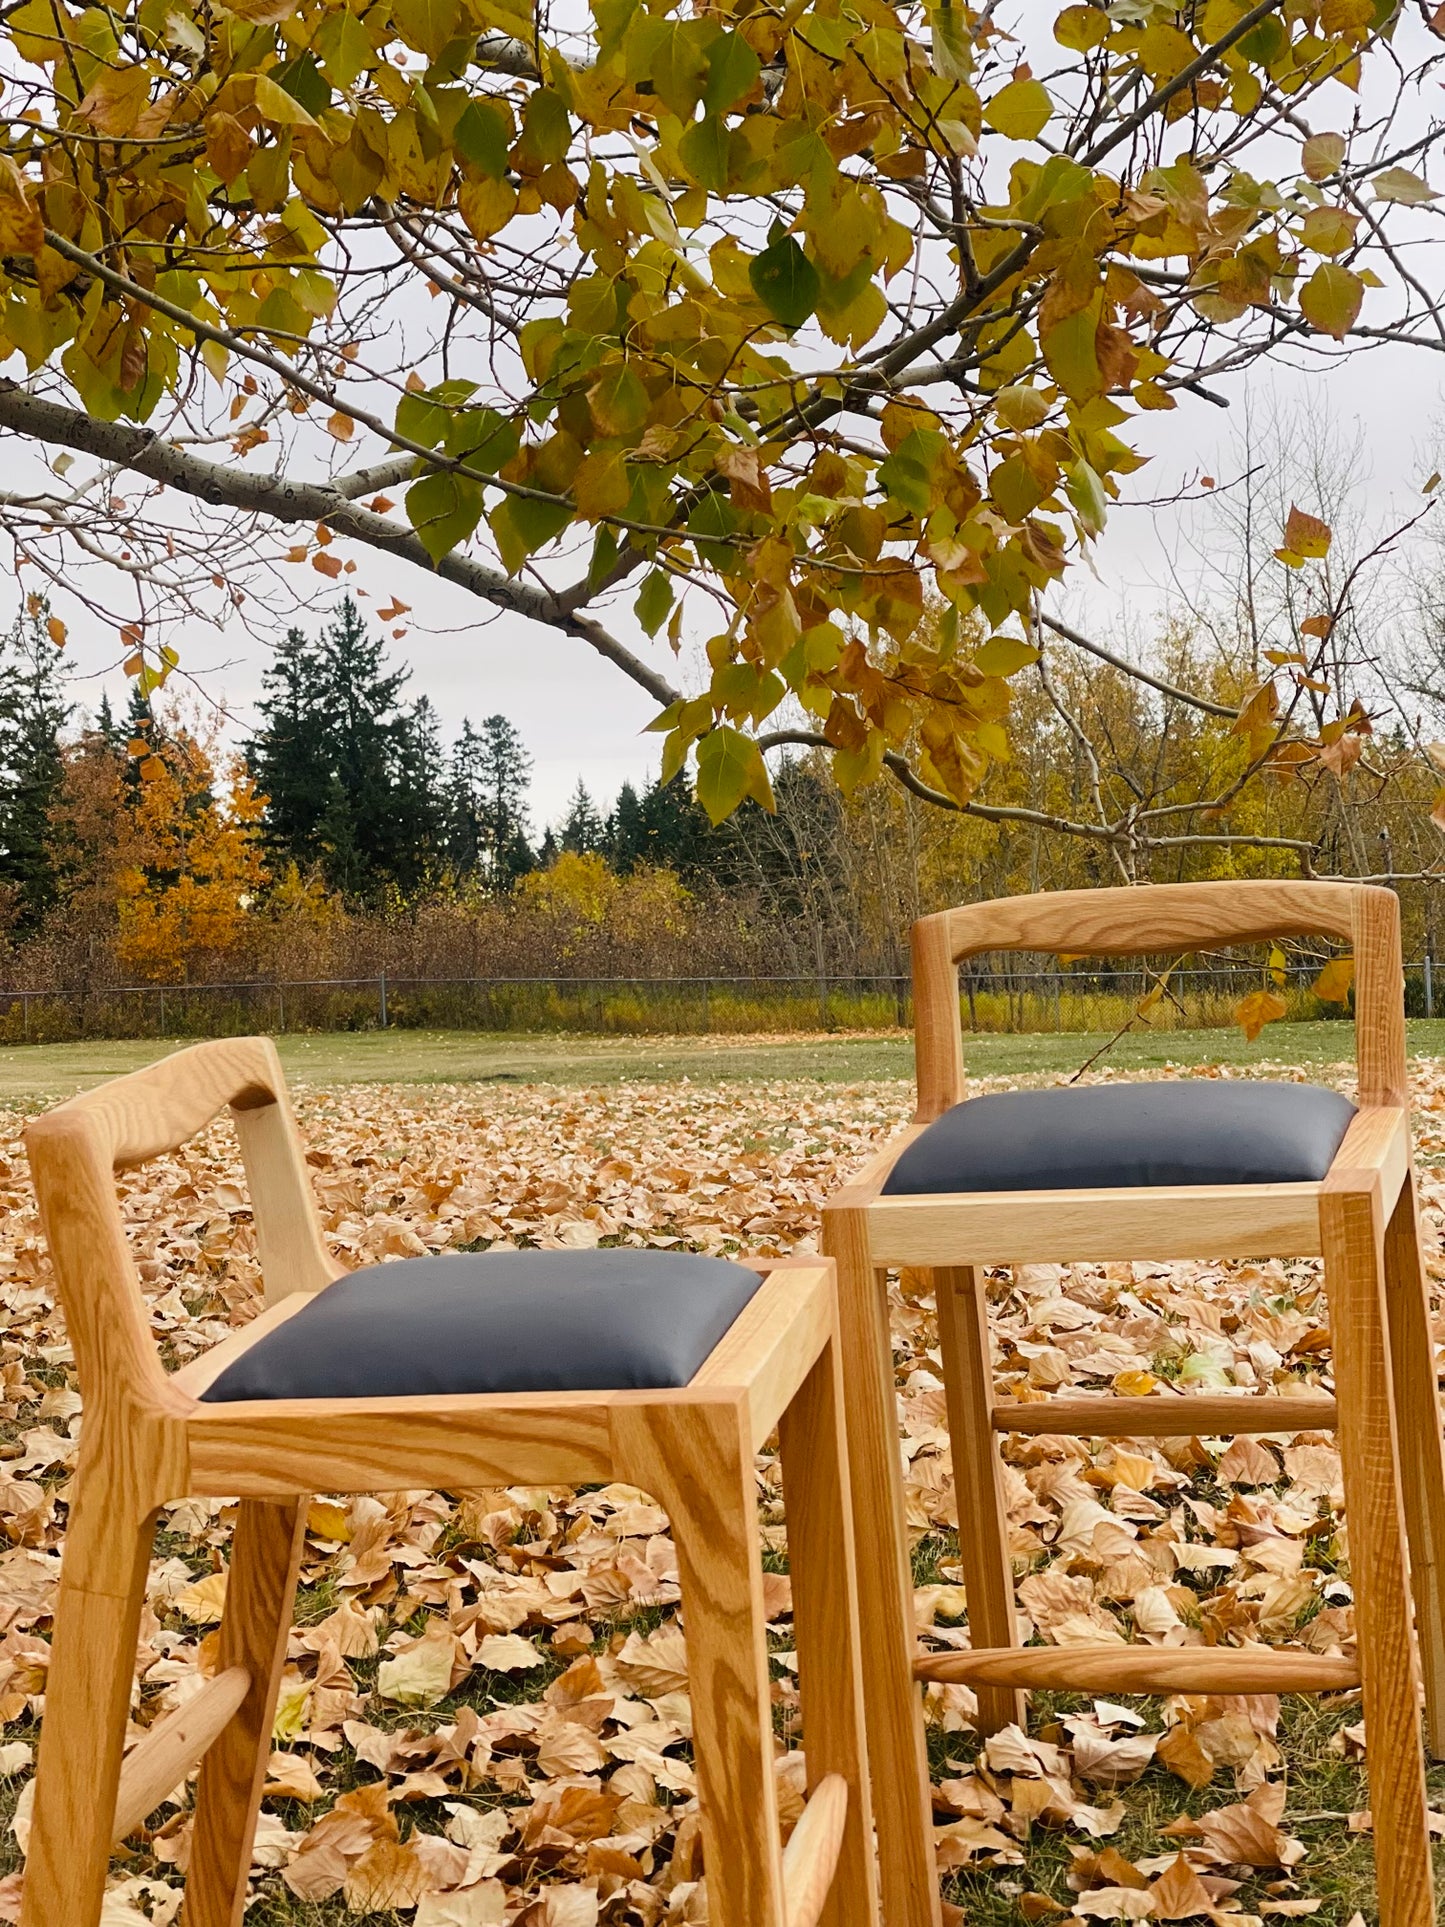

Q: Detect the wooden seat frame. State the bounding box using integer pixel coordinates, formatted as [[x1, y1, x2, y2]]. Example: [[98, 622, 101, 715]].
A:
[[822, 879, 1445, 1927], [21, 1037, 877, 1927]]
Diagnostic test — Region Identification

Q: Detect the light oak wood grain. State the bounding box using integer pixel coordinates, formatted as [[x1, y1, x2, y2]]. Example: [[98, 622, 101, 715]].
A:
[[783, 1776, 850, 1927], [22, 1042, 874, 1927], [1320, 1176, 1434, 1927], [187, 1500, 306, 1927], [1382, 1173, 1445, 1758], [913, 1647, 1360, 1693], [821, 1204, 941, 1927], [991, 1392, 1339, 1437], [936, 1267, 1021, 1734], [867, 1183, 1326, 1267], [777, 1339, 877, 1927], [112, 1665, 251, 1845]]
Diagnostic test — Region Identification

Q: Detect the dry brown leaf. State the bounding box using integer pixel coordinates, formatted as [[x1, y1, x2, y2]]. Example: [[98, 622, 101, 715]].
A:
[[1148, 1853, 1216, 1920]]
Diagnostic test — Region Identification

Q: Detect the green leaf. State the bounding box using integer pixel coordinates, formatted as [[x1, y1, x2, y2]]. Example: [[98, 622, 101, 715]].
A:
[[695, 725, 775, 823], [489, 492, 573, 573], [1373, 165, 1438, 204], [315, 11, 373, 90], [454, 98, 511, 178], [271, 52, 331, 117], [636, 568, 673, 636], [405, 468, 485, 563], [878, 428, 944, 516], [633, 18, 711, 120], [983, 77, 1052, 141], [929, 5, 971, 79], [1065, 458, 1107, 535], [704, 30, 759, 112], [1053, 4, 1110, 50], [1299, 261, 1363, 339], [445, 405, 519, 471], [974, 633, 1039, 677], [588, 363, 650, 438], [396, 379, 476, 449], [749, 235, 820, 329], [393, 0, 461, 58], [679, 115, 735, 192], [688, 490, 741, 568], [517, 87, 570, 168]]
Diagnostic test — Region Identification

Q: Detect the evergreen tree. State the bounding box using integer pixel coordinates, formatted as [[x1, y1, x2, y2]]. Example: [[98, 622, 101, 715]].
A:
[[248, 598, 445, 899], [613, 772, 716, 875], [247, 624, 333, 868], [559, 779, 606, 855], [393, 695, 447, 892], [609, 780, 646, 871], [448, 714, 533, 889], [94, 691, 125, 752], [0, 607, 71, 928]]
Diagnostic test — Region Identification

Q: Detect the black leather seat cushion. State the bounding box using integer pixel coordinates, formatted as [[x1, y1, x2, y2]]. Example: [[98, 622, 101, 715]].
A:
[[200, 1250, 764, 1403], [883, 1080, 1356, 1196]]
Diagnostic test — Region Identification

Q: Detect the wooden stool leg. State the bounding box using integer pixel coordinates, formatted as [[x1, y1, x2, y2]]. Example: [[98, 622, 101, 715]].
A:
[[1382, 1171, 1445, 1758], [778, 1332, 880, 1927], [185, 1497, 306, 1927], [1322, 1187, 1435, 1927], [936, 1265, 1024, 1736], [824, 1208, 941, 1927], [615, 1401, 787, 1927], [20, 1496, 156, 1927]]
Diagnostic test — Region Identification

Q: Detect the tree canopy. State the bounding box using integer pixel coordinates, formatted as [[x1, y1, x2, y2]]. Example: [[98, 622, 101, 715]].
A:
[[0, 0, 1441, 832]]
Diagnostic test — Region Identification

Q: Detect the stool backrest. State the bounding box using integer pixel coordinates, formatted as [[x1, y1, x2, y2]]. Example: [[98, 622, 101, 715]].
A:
[[24, 1037, 336, 1425], [911, 879, 1403, 1121]]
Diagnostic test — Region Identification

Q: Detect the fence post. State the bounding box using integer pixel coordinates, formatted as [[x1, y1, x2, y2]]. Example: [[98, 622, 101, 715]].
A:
[[701, 980, 710, 1032], [158, 987, 166, 1036], [21, 994, 28, 1044], [378, 972, 389, 1028], [278, 983, 286, 1033], [1427, 950, 1435, 1021], [818, 973, 828, 1030]]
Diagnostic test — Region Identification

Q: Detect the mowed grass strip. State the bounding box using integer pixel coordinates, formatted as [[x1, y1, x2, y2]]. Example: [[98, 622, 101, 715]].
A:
[[0, 1015, 1431, 1104]]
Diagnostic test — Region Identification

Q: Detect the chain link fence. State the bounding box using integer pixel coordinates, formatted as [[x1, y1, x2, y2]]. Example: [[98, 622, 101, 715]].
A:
[[0, 955, 1428, 1044]]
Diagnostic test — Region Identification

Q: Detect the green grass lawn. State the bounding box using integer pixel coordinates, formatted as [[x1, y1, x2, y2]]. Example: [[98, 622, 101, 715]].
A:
[[0, 1015, 1431, 1102]]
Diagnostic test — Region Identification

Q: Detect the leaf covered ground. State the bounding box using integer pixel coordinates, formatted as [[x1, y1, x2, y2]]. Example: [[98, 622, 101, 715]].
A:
[[0, 1053, 1442, 1924]]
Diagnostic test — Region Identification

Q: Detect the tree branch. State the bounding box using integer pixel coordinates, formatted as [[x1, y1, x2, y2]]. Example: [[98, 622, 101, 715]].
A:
[[0, 381, 685, 711], [1037, 613, 1238, 718]]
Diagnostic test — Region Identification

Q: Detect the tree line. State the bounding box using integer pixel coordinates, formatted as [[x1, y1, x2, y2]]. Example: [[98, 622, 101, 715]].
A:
[[1, 585, 1441, 996]]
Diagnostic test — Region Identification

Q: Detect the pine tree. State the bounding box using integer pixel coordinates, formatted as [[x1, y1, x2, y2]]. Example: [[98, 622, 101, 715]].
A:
[[610, 780, 646, 872], [0, 606, 72, 928], [559, 779, 606, 855], [448, 714, 533, 889], [248, 624, 333, 869], [248, 598, 443, 900], [393, 695, 447, 893]]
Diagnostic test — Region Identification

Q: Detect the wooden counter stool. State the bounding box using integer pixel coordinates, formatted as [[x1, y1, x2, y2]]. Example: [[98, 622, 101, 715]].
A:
[[823, 879, 1445, 1927], [21, 1037, 876, 1927]]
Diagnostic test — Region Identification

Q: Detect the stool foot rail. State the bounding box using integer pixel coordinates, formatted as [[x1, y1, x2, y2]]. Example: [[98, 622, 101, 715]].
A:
[[782, 1775, 850, 1927], [914, 1646, 1360, 1695], [112, 1665, 252, 1844]]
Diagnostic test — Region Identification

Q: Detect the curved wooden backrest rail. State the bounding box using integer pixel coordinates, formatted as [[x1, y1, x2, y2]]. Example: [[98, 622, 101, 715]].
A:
[[914, 1647, 1361, 1695], [40, 1035, 285, 1170], [111, 1664, 252, 1845], [781, 1773, 849, 1927], [910, 879, 1406, 1119], [992, 1392, 1339, 1438]]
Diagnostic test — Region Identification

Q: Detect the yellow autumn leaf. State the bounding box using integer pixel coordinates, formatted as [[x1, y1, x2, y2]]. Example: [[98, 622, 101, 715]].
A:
[[1314, 956, 1355, 1003], [1234, 988, 1288, 1042], [173, 1569, 228, 1623]]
